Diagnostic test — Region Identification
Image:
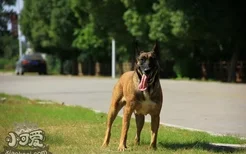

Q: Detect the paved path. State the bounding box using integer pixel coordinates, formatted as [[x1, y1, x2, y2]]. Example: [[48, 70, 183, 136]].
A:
[[0, 75, 245, 137]]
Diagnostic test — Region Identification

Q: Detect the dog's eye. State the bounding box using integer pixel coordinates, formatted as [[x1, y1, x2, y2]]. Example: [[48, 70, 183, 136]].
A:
[[149, 56, 155, 60], [148, 57, 153, 62], [139, 58, 145, 63]]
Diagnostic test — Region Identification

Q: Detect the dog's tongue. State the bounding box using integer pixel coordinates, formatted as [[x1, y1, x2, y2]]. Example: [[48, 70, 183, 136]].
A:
[[138, 74, 148, 91]]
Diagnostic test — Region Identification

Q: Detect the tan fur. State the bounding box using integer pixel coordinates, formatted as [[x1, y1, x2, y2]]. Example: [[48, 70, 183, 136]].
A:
[[102, 70, 163, 151]]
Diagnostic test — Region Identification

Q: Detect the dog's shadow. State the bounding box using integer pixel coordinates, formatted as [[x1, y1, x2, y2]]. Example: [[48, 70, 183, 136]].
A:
[[158, 141, 244, 153]]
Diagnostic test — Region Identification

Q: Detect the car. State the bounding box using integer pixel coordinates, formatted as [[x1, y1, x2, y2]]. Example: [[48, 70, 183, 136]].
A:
[[15, 53, 47, 75]]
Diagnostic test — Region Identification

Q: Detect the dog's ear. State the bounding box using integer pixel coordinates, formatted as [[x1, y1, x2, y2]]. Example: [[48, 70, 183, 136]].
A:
[[152, 40, 160, 58]]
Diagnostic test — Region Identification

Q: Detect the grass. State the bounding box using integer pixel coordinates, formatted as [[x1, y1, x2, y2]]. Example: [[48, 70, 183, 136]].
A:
[[0, 93, 245, 154]]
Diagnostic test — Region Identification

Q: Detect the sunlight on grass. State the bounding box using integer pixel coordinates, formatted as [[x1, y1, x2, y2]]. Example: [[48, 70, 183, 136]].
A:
[[0, 93, 245, 154]]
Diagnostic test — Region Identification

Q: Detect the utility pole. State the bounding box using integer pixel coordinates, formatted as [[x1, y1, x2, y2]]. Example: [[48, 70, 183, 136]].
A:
[[17, 0, 22, 58]]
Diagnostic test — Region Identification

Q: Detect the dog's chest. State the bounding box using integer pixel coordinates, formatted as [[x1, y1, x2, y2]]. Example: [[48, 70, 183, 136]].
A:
[[135, 91, 157, 115]]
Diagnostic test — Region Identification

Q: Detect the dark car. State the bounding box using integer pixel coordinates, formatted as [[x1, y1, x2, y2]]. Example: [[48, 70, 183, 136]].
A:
[[15, 53, 47, 75]]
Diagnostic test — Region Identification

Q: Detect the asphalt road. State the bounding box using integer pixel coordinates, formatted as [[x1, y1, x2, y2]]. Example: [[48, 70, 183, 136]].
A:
[[0, 74, 245, 137]]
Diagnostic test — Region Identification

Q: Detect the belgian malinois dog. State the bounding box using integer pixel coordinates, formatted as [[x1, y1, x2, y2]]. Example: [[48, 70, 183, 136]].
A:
[[102, 41, 163, 151]]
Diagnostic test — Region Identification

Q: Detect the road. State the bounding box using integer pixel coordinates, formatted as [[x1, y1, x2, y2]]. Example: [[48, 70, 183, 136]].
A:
[[0, 74, 245, 137]]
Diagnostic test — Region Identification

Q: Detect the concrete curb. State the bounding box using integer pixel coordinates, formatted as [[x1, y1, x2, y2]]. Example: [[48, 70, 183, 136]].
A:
[[160, 122, 246, 140], [209, 143, 246, 149]]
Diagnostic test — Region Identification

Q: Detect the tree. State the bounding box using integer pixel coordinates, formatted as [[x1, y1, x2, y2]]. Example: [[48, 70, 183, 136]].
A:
[[20, 0, 80, 75], [19, 0, 246, 80], [0, 0, 16, 35], [128, 0, 246, 80], [0, 0, 18, 59], [165, 0, 246, 81], [71, 0, 134, 74]]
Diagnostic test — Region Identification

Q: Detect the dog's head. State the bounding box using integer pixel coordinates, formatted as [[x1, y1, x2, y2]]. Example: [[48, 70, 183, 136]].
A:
[[135, 41, 160, 91]]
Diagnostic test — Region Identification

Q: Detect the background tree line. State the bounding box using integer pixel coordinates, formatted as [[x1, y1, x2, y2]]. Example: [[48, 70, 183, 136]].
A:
[[1, 0, 246, 82], [0, 0, 19, 70]]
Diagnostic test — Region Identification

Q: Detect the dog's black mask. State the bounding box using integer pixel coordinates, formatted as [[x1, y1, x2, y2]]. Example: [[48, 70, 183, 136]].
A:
[[135, 42, 160, 90]]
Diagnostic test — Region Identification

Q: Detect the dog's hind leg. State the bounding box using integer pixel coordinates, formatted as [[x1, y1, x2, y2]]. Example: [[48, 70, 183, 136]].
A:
[[134, 114, 145, 145], [102, 83, 124, 147]]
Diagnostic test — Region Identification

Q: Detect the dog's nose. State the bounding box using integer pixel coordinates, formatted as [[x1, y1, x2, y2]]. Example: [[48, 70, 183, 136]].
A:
[[144, 68, 151, 75]]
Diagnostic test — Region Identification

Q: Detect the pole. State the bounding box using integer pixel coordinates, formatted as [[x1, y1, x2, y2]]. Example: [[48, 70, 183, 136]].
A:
[[17, 0, 22, 58], [18, 15, 22, 58], [112, 39, 116, 79]]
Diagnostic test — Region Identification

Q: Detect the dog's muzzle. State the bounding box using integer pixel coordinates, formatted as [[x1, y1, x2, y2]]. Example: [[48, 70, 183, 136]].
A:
[[138, 67, 158, 91]]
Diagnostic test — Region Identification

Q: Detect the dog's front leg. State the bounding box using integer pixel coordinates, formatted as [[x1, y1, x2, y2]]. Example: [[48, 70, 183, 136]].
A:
[[134, 113, 145, 145], [118, 104, 133, 151], [150, 115, 160, 149]]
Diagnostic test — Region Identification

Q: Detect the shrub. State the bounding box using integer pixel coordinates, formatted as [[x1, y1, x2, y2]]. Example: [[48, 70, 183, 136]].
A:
[[0, 59, 8, 70], [0, 56, 18, 70]]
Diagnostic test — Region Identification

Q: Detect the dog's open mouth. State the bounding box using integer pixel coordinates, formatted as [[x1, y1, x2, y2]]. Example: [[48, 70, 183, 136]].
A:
[[138, 74, 148, 91], [138, 71, 156, 91]]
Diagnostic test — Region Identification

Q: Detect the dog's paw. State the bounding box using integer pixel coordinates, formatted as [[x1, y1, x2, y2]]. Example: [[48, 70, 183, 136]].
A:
[[134, 139, 140, 145], [118, 145, 127, 151], [101, 143, 108, 148], [148, 144, 157, 150]]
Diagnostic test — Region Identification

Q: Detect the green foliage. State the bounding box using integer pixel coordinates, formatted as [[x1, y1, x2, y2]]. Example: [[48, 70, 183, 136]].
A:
[[173, 58, 200, 78], [19, 0, 246, 79], [0, 59, 8, 69], [0, 56, 18, 70], [0, 34, 18, 58], [0, 0, 18, 63], [46, 55, 60, 74], [73, 23, 102, 50], [148, 1, 172, 42], [20, 0, 52, 50], [71, 0, 133, 63], [20, 0, 78, 54], [0, 0, 16, 35], [123, 9, 146, 37]]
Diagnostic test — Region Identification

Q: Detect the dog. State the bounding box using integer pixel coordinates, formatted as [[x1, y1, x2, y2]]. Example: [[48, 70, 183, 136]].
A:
[[102, 41, 163, 151]]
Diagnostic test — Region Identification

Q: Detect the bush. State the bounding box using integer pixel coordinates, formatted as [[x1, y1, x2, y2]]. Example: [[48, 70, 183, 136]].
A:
[[0, 56, 18, 71], [173, 58, 200, 79], [0, 59, 8, 69], [46, 55, 60, 74]]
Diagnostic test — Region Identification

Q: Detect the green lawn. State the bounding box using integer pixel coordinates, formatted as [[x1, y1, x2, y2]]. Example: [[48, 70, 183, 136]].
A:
[[0, 93, 245, 154]]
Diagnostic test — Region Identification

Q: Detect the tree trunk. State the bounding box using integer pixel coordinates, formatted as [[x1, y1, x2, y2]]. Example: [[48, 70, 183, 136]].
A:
[[78, 62, 83, 75], [119, 62, 123, 75], [88, 55, 95, 75], [71, 57, 78, 75], [131, 41, 136, 70], [227, 48, 238, 82], [60, 57, 65, 75], [131, 57, 135, 70]]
